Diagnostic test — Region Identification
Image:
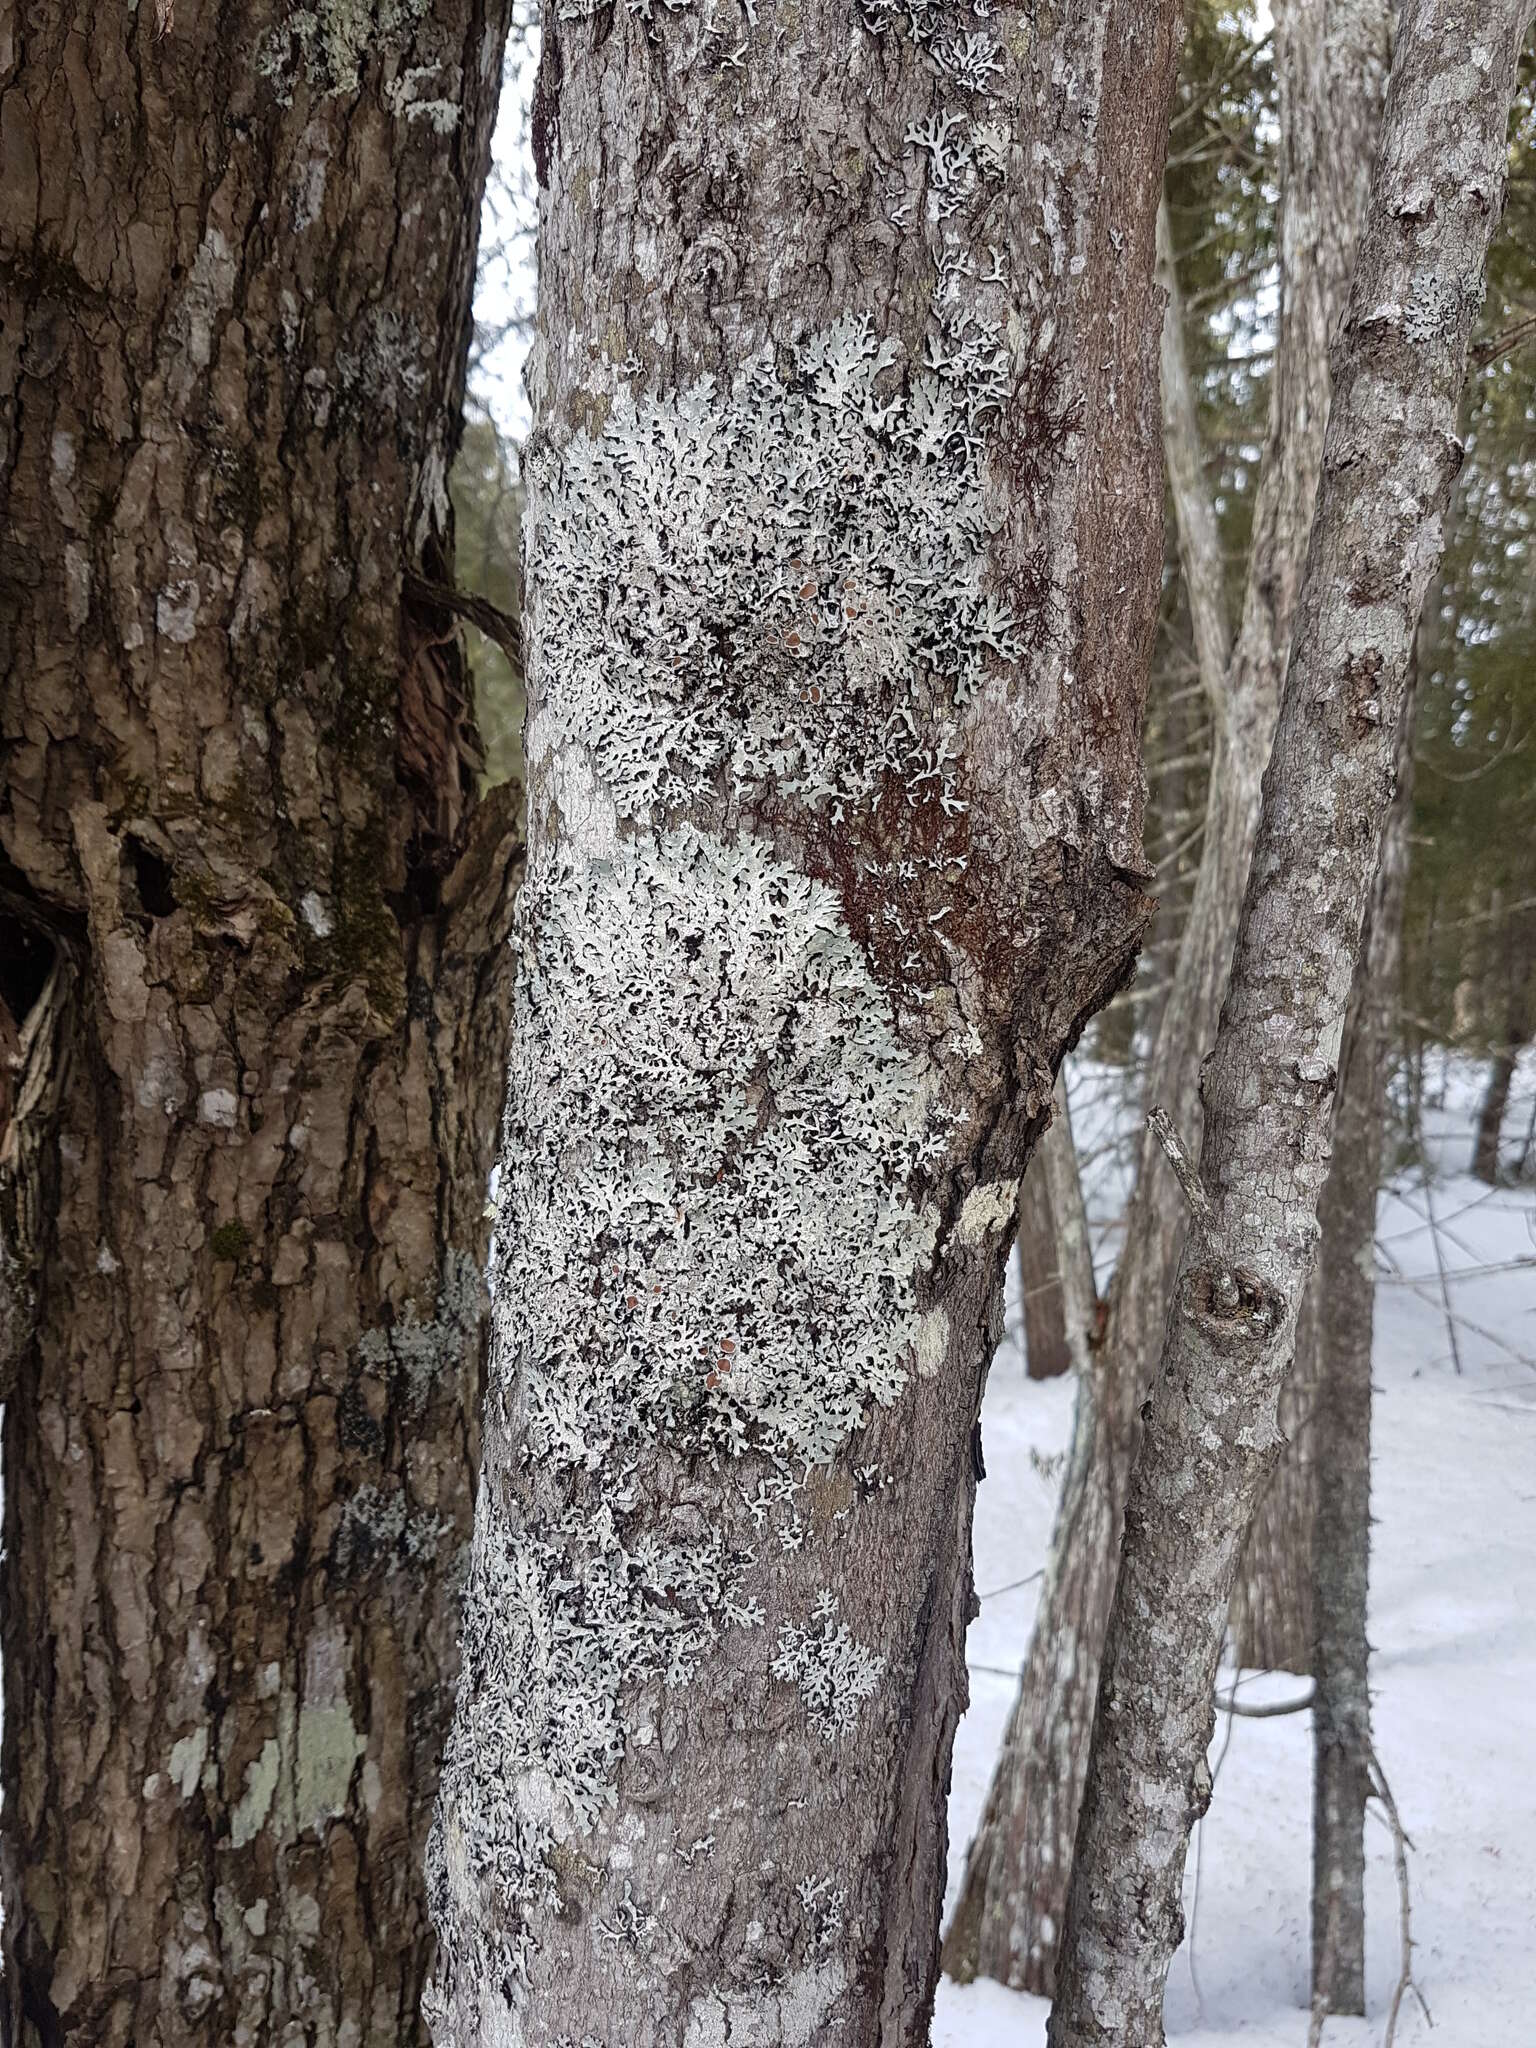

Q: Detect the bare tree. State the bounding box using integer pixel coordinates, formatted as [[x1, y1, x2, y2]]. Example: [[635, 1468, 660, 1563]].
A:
[[0, 10, 519, 2043], [1050, 0, 1536, 2034], [421, 0, 1189, 2040], [945, 0, 1390, 1988]]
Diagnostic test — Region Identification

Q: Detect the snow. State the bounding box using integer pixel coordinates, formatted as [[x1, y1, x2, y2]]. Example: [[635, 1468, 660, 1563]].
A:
[[937, 1052, 1536, 2046]]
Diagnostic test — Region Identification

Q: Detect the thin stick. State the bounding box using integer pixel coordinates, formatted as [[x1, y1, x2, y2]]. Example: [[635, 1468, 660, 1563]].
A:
[[1367, 1742, 1432, 2047], [1146, 1103, 1213, 1225], [1213, 1687, 1315, 1718], [1419, 1171, 1466, 1376]]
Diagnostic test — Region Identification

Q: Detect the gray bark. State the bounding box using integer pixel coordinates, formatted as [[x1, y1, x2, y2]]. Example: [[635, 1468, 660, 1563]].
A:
[[1049, 0, 1536, 2035], [0, 7, 517, 2043], [1309, 656, 1417, 2025], [945, 0, 1389, 1989], [422, 2, 1185, 2042]]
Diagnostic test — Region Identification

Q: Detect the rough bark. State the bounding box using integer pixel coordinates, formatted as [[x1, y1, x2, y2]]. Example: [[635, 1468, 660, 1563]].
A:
[[423, 3, 1182, 2042], [1049, 1, 1535, 2035], [0, 8, 517, 2045], [1017, 1165, 1071, 1382], [946, 0, 1389, 1990], [1309, 658, 1417, 2025]]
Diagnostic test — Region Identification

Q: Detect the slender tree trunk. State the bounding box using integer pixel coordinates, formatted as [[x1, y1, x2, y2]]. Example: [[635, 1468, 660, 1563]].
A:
[[422, 3, 1183, 2040], [942, 1088, 1099, 1987], [1227, 1367, 1315, 1672], [0, 10, 517, 2044], [946, 0, 1389, 1989], [1309, 657, 1417, 2026], [1050, 4, 1535, 2035], [1473, 1043, 1518, 1179], [1018, 1168, 1071, 1382], [1472, 915, 1532, 1178]]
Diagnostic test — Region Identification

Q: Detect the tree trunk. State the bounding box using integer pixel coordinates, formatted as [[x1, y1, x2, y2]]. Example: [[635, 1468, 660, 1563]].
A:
[[1050, 1, 1534, 2034], [0, 9, 517, 2045], [1309, 654, 1418, 2027], [1472, 1043, 1518, 1179], [422, 3, 1183, 2041], [942, 1087, 1099, 1989], [946, 0, 1390, 1990], [1227, 1364, 1315, 1673], [1018, 1167, 1071, 1382], [1471, 914, 1532, 1179]]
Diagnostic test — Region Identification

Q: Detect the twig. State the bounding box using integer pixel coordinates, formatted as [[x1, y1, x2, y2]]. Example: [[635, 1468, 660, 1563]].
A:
[[1146, 1104, 1213, 1225], [402, 569, 524, 667], [1420, 1172, 1466, 1376], [1213, 1685, 1315, 1718], [1366, 1742, 1432, 2048], [976, 1568, 1044, 1602]]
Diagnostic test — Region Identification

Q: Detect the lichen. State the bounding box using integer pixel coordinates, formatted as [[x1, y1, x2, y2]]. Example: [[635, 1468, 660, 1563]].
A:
[[356, 1248, 483, 1413], [523, 313, 1017, 827], [500, 825, 944, 1471], [258, 0, 428, 99], [957, 1177, 1020, 1243], [772, 1593, 886, 1741], [229, 1738, 281, 1849]]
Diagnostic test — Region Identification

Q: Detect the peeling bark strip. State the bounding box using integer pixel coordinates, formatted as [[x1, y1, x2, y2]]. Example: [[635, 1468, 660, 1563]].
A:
[[945, 0, 1391, 1993], [1048, 1, 1536, 2039], [425, 1, 1180, 2042], [0, 7, 517, 2045]]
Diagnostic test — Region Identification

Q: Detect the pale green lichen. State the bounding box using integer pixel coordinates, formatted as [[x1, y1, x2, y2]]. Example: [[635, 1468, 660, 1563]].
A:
[[258, 0, 428, 99], [230, 1738, 281, 1848], [169, 1725, 209, 1801], [296, 1703, 367, 1832]]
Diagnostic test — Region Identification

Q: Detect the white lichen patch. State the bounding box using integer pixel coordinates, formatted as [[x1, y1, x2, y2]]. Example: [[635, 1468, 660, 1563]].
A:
[[957, 1176, 1020, 1243], [168, 1725, 209, 1802], [771, 1592, 886, 1741], [523, 313, 1017, 826], [501, 825, 943, 1468], [427, 1495, 756, 1994], [914, 1304, 950, 1378], [427, 818, 947, 1992]]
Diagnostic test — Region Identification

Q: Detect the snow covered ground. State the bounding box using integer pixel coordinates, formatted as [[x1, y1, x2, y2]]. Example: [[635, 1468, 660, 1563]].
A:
[[936, 1054, 1536, 2047]]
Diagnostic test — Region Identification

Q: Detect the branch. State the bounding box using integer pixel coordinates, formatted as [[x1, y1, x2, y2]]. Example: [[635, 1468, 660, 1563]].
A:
[[403, 569, 524, 669], [1367, 1743, 1432, 2048], [1146, 1103, 1214, 1227], [1213, 1685, 1314, 1718], [1471, 308, 1536, 369]]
